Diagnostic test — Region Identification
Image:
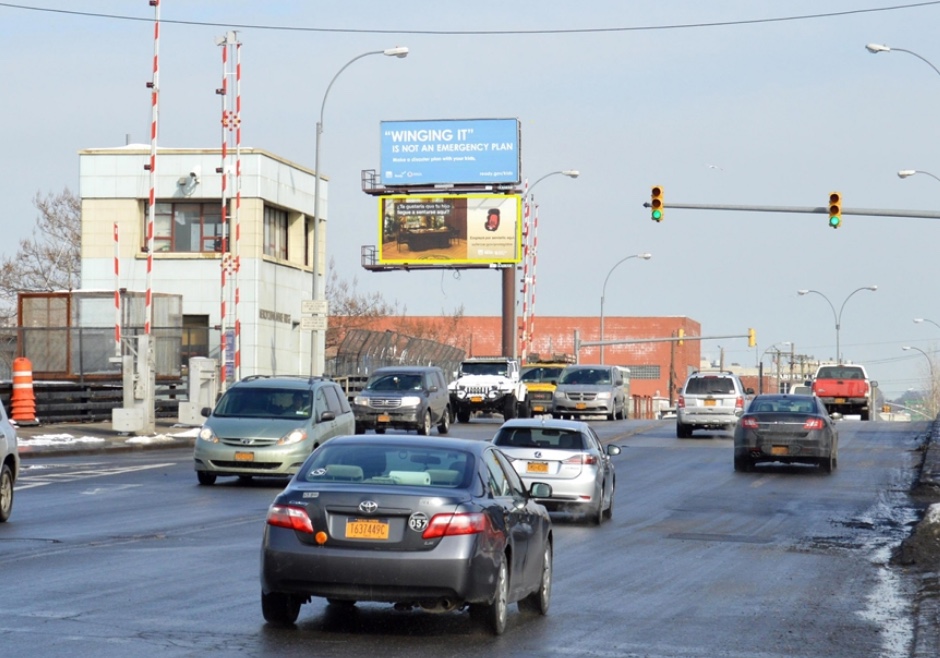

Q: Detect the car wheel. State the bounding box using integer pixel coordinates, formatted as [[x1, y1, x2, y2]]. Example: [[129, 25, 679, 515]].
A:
[[437, 407, 450, 434], [354, 422, 364, 434], [196, 471, 217, 486], [471, 555, 509, 635], [733, 455, 751, 473], [518, 398, 532, 418], [821, 452, 834, 474], [375, 426, 386, 434], [0, 463, 14, 522], [327, 598, 357, 608], [518, 541, 552, 615], [676, 423, 693, 439], [418, 410, 432, 436], [603, 482, 615, 520], [261, 590, 302, 626], [607, 408, 616, 421], [551, 412, 561, 419], [503, 396, 518, 421], [457, 410, 471, 424]]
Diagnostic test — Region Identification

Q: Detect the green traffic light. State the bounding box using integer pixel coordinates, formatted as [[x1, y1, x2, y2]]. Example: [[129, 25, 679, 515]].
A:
[[652, 209, 662, 221], [828, 215, 841, 228]]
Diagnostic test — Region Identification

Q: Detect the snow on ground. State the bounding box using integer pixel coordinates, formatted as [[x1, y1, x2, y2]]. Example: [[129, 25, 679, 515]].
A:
[[18, 426, 199, 447]]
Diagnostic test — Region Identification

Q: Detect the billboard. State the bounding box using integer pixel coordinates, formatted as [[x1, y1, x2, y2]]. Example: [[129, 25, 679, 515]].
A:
[[380, 118, 521, 186], [378, 194, 522, 266]]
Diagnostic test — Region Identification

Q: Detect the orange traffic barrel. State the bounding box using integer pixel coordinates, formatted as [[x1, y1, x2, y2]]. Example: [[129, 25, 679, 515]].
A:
[[11, 357, 38, 425]]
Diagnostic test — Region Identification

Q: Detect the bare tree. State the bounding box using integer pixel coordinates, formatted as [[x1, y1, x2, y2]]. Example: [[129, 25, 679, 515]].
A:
[[0, 189, 81, 324]]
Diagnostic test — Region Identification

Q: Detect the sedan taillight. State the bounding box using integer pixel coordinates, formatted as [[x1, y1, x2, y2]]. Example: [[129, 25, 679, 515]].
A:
[[267, 504, 314, 534], [563, 454, 598, 465], [422, 512, 489, 539], [803, 417, 825, 430], [740, 416, 759, 429]]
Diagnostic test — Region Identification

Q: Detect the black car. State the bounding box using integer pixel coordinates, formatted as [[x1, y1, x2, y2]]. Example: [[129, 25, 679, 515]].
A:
[[260, 435, 554, 635], [733, 394, 840, 473], [351, 366, 452, 435]]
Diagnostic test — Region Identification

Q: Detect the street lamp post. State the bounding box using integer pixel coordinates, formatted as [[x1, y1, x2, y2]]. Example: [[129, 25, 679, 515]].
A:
[[915, 317, 940, 331], [866, 43, 940, 79], [309, 46, 409, 376], [599, 253, 652, 364], [797, 285, 877, 363], [514, 170, 579, 360], [898, 170, 940, 184], [902, 345, 937, 416]]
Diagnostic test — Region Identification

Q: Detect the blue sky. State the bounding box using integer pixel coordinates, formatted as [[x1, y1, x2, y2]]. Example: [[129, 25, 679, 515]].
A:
[[1, 1, 939, 397]]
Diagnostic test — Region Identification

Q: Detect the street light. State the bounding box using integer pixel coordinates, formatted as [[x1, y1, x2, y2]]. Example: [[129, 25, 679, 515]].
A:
[[516, 170, 579, 360], [914, 317, 940, 331], [599, 253, 652, 364], [309, 46, 409, 376], [902, 346, 936, 416], [865, 43, 940, 79], [797, 286, 877, 363], [898, 169, 940, 185]]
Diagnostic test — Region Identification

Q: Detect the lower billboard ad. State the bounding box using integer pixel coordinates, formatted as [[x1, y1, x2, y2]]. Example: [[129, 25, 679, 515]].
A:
[[378, 194, 521, 266]]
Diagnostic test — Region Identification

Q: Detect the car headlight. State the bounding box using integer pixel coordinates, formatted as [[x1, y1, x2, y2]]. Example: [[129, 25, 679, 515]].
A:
[[353, 395, 367, 406], [198, 427, 219, 443], [596, 392, 611, 400], [276, 428, 308, 446], [456, 390, 467, 399], [488, 390, 499, 399], [399, 396, 421, 407]]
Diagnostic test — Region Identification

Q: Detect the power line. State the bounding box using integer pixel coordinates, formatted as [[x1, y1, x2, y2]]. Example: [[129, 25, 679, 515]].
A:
[[0, 1, 938, 35]]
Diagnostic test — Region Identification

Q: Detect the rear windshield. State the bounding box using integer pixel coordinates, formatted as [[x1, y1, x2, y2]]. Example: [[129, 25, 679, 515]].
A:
[[299, 443, 474, 489], [816, 366, 865, 380], [684, 376, 735, 395], [214, 387, 311, 419], [494, 427, 585, 451]]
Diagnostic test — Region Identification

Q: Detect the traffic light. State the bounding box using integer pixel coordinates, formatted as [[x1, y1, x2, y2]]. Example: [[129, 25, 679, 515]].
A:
[[677, 328, 684, 346], [650, 185, 664, 222], [828, 192, 842, 229], [748, 328, 756, 348]]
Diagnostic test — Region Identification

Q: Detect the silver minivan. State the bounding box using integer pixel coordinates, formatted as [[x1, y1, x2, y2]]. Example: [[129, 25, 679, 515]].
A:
[[193, 376, 355, 485], [551, 364, 627, 420]]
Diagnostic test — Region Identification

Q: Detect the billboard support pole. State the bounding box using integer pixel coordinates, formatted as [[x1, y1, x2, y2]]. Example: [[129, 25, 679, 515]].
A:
[[502, 266, 514, 358]]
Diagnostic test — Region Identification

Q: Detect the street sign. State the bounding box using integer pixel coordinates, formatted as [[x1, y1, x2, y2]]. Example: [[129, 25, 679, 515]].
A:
[[300, 316, 328, 331], [301, 300, 328, 315]]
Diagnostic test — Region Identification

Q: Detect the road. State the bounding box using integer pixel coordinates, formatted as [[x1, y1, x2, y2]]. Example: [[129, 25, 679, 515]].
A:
[[0, 417, 932, 657]]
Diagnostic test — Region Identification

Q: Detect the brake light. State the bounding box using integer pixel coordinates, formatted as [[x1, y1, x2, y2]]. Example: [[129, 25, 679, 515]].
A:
[[741, 416, 759, 429], [267, 504, 315, 534], [563, 454, 597, 465], [677, 394, 686, 409], [803, 418, 825, 430], [422, 512, 489, 539], [735, 396, 744, 410]]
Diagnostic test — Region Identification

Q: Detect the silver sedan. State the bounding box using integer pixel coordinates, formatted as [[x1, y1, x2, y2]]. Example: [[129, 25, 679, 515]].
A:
[[492, 417, 620, 525]]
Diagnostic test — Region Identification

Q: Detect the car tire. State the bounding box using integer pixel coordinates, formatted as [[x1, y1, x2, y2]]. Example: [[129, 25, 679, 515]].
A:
[[518, 541, 552, 615], [354, 422, 364, 434], [517, 398, 532, 419], [327, 598, 356, 608], [676, 423, 693, 439], [733, 455, 751, 473], [821, 452, 834, 474], [261, 590, 302, 626], [503, 396, 517, 421], [603, 482, 615, 520], [551, 412, 561, 419], [607, 408, 616, 421], [0, 463, 14, 522], [437, 407, 450, 434], [196, 471, 217, 486], [457, 409, 471, 423], [471, 555, 509, 635], [417, 410, 432, 436]]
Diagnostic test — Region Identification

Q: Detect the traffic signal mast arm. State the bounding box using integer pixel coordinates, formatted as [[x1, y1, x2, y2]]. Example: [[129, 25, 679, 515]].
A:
[[641, 201, 940, 220]]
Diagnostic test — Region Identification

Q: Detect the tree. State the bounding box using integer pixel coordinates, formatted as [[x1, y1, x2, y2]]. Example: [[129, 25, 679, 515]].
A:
[[0, 189, 81, 324]]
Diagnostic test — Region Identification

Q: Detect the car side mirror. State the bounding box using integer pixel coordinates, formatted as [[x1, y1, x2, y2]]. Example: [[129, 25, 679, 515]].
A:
[[529, 482, 552, 499], [319, 411, 336, 423], [550, 379, 557, 386], [606, 444, 622, 456], [428, 385, 438, 392], [201, 406, 212, 418]]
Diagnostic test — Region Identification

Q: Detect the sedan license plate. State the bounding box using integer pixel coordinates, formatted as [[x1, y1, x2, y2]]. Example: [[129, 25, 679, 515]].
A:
[[346, 518, 389, 540], [704, 399, 717, 407], [771, 445, 789, 456], [527, 461, 549, 474], [377, 414, 391, 423], [234, 451, 254, 462]]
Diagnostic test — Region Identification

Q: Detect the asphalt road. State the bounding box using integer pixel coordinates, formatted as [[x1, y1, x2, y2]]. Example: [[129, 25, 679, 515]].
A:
[[0, 417, 934, 657]]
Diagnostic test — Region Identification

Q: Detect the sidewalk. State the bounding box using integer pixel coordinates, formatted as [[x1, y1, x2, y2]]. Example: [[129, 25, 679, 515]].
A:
[[14, 418, 199, 459]]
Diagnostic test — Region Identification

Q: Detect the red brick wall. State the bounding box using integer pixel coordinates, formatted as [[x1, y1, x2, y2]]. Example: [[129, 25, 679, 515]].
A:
[[359, 315, 701, 404]]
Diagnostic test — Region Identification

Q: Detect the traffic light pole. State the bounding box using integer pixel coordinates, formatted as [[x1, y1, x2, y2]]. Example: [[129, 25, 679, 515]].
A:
[[641, 201, 940, 220]]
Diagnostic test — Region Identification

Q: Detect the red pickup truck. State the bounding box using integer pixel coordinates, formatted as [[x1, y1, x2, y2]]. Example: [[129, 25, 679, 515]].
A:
[[811, 364, 876, 420]]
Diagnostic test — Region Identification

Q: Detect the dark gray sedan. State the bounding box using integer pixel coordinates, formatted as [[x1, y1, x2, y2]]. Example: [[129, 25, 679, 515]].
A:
[[260, 435, 554, 635], [733, 394, 840, 473]]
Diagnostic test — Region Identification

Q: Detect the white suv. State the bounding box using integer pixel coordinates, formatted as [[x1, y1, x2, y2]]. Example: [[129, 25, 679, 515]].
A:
[[676, 371, 752, 438]]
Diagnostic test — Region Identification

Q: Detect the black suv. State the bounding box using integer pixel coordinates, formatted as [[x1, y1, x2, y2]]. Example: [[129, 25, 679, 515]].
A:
[[351, 366, 451, 435]]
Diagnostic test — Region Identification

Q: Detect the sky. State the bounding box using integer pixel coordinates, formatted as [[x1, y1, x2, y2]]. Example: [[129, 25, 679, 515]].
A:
[[1, 1, 940, 398]]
